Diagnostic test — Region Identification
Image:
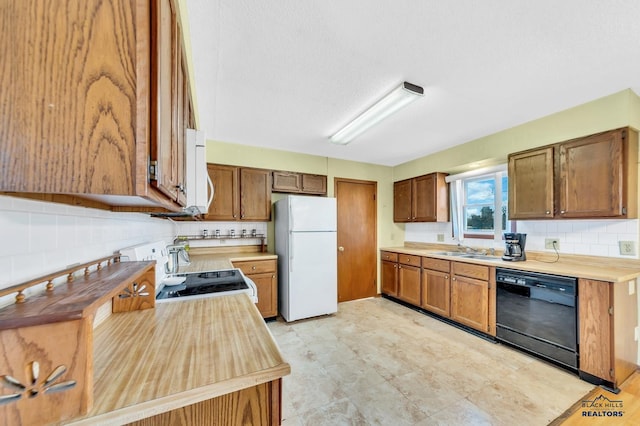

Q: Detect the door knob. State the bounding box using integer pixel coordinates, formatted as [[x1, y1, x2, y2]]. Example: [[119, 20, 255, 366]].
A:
[[338, 246, 345, 252]]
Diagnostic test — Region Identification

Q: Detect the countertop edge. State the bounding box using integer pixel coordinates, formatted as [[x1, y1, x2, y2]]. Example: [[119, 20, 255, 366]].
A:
[[65, 364, 291, 425], [381, 246, 640, 283]]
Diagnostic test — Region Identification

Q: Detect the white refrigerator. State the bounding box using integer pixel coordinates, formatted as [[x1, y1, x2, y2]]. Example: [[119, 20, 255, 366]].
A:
[[275, 195, 338, 322]]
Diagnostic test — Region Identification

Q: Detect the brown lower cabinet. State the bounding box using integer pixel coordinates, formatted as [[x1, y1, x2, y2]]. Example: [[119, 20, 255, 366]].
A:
[[397, 255, 422, 306], [421, 258, 451, 317], [126, 379, 282, 426], [380, 251, 399, 296], [233, 259, 278, 318], [578, 278, 638, 388], [380, 251, 496, 336]]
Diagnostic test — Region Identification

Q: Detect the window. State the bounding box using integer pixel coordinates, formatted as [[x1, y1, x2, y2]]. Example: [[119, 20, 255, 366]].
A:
[[447, 165, 510, 242]]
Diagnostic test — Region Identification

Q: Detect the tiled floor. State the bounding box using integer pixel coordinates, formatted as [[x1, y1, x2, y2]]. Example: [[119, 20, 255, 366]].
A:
[[267, 297, 594, 426]]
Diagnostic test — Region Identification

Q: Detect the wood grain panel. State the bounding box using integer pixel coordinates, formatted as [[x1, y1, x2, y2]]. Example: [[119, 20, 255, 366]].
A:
[[451, 275, 489, 332], [508, 146, 555, 219], [0, 262, 155, 329], [126, 380, 280, 426], [613, 279, 638, 386], [421, 257, 450, 273], [381, 260, 398, 296], [0, 319, 91, 425], [452, 262, 489, 281], [112, 267, 156, 313], [398, 264, 421, 306], [398, 254, 421, 267], [380, 251, 399, 262], [0, 0, 139, 194], [233, 260, 277, 275], [578, 278, 613, 380], [63, 296, 289, 424], [421, 268, 450, 317]]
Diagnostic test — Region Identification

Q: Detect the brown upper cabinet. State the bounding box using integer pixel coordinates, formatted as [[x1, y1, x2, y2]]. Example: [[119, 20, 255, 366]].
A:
[[206, 164, 271, 221], [508, 127, 638, 220], [0, 0, 193, 212], [272, 171, 327, 195], [393, 173, 449, 222]]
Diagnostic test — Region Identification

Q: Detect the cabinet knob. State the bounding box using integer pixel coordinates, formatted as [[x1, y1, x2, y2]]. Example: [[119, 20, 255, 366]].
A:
[[394, 264, 397, 268], [452, 277, 456, 281], [338, 246, 345, 252], [445, 275, 449, 279], [546, 211, 551, 215], [252, 266, 256, 270], [175, 183, 185, 193], [560, 210, 565, 214]]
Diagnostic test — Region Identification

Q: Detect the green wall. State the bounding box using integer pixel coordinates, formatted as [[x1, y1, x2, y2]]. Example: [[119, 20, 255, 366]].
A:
[[206, 142, 397, 255], [394, 89, 640, 180]]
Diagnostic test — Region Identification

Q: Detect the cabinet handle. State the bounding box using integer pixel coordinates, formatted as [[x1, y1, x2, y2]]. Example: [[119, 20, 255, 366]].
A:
[[175, 183, 185, 193]]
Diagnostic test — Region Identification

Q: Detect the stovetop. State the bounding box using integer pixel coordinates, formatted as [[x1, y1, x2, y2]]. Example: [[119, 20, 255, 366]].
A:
[[156, 269, 251, 301]]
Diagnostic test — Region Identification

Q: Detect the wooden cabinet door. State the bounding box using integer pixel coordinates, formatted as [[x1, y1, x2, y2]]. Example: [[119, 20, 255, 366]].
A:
[[422, 269, 450, 317], [240, 168, 271, 221], [206, 164, 240, 220], [559, 129, 627, 218], [413, 173, 448, 222], [398, 264, 421, 306], [151, 0, 182, 203], [451, 275, 489, 333], [0, 0, 141, 195], [381, 260, 398, 296], [393, 179, 412, 222], [302, 174, 327, 195], [251, 272, 278, 318], [272, 171, 301, 192], [508, 147, 554, 219], [578, 279, 614, 382]]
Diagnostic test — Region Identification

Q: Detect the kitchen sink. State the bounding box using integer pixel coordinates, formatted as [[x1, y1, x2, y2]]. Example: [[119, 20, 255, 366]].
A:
[[430, 251, 502, 261]]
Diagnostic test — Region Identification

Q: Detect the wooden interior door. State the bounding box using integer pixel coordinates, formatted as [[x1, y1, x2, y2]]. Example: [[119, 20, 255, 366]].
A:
[[335, 178, 377, 302]]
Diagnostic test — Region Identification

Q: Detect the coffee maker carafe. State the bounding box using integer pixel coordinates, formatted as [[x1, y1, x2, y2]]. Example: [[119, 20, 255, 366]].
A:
[[502, 233, 526, 261]]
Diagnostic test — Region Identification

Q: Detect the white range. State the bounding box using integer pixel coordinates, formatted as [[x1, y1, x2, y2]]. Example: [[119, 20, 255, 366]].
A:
[[119, 241, 257, 303]]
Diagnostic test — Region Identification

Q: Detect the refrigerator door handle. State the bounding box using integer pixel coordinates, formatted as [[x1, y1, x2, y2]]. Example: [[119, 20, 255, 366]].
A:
[[289, 231, 294, 272]]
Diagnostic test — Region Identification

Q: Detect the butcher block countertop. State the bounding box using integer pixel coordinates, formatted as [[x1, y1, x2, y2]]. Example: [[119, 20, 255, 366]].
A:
[[179, 247, 278, 273], [382, 243, 640, 283], [63, 295, 290, 425]]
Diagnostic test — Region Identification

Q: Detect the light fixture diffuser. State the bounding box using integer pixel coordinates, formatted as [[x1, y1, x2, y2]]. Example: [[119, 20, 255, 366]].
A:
[[329, 82, 424, 145]]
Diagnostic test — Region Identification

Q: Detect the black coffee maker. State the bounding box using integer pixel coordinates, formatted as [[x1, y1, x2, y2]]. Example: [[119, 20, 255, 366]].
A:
[[502, 233, 526, 261]]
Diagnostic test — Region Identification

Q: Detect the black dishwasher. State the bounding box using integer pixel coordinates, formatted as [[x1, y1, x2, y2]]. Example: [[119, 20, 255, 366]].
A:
[[496, 268, 578, 370]]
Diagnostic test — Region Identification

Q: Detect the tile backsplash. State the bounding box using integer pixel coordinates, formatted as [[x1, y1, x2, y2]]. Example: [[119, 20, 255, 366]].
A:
[[174, 221, 268, 249], [0, 195, 175, 290], [405, 219, 640, 259]]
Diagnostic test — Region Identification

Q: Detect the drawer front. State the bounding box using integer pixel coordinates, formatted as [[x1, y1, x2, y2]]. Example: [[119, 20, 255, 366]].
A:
[[380, 251, 399, 262], [233, 259, 277, 275], [398, 254, 421, 267], [452, 261, 489, 281], [422, 257, 450, 273]]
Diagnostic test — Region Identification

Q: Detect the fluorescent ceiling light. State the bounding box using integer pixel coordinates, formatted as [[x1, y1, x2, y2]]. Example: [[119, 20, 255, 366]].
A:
[[329, 82, 424, 145]]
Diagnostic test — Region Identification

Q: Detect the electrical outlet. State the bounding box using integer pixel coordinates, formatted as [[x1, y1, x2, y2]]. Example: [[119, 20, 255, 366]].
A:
[[545, 238, 560, 250], [619, 241, 636, 256], [437, 234, 445, 242], [629, 280, 636, 295]]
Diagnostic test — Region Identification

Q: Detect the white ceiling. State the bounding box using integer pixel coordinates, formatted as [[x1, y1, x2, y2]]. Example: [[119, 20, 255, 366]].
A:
[[186, 0, 640, 167]]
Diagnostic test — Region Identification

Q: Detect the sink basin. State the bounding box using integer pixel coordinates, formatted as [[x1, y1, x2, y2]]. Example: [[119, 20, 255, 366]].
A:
[[430, 251, 501, 261], [430, 251, 468, 256], [459, 254, 502, 261]]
